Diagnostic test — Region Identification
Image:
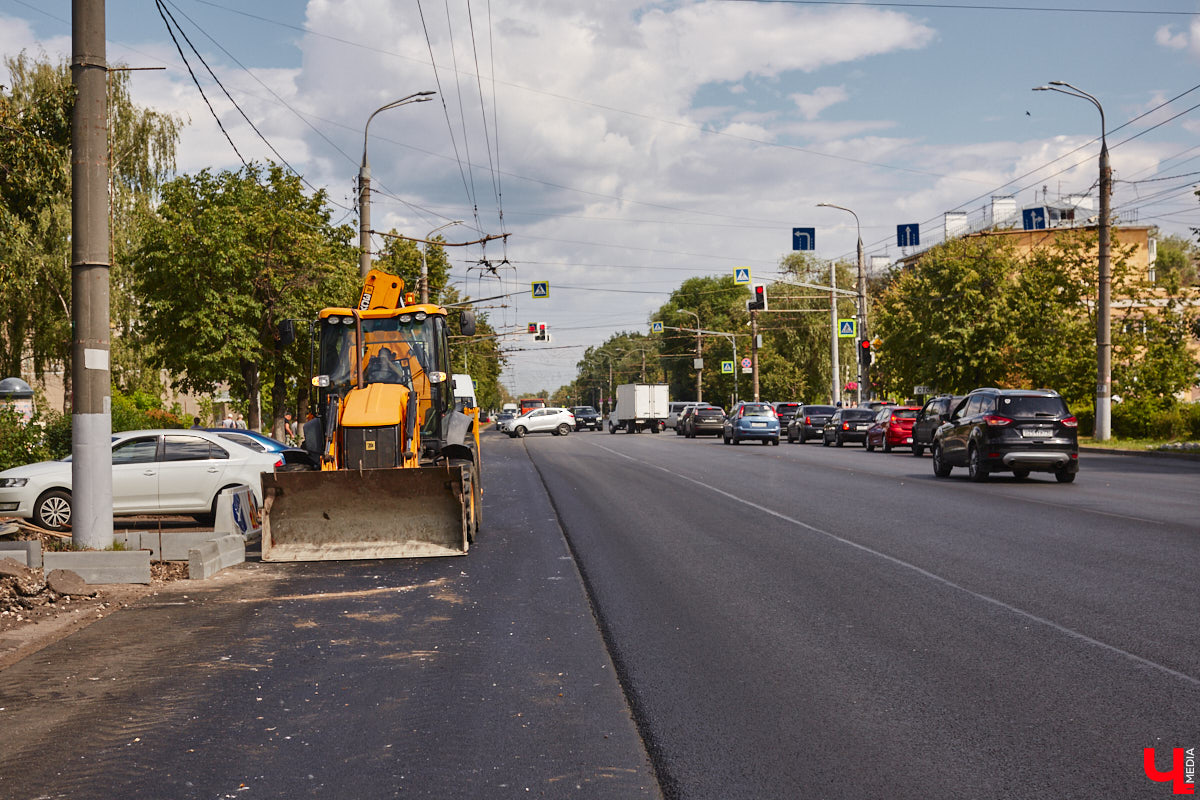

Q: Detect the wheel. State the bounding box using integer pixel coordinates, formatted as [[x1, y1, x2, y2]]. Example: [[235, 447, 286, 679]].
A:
[[835, 435, 844, 447], [723, 433, 730, 444], [786, 430, 795, 443], [761, 438, 769, 445], [883, 440, 893, 453], [771, 437, 780, 446], [865, 438, 874, 452], [798, 430, 806, 444], [732, 433, 740, 445], [932, 443, 952, 478], [1012, 468, 1030, 480], [32, 489, 72, 532], [514, 426, 527, 438], [195, 483, 241, 527], [557, 423, 571, 436], [1055, 470, 1076, 483], [822, 435, 830, 447], [911, 444, 924, 457], [967, 445, 988, 482]]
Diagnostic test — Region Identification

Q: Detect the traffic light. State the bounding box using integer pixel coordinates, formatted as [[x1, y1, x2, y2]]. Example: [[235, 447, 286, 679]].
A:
[[858, 338, 872, 367], [747, 284, 767, 311], [535, 323, 550, 342]]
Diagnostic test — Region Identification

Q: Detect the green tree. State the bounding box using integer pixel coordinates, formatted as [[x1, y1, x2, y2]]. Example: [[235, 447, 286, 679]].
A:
[[1153, 233, 1198, 288], [132, 162, 357, 431]]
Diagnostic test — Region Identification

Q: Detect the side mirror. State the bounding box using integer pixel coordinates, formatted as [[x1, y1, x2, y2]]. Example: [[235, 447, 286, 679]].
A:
[[278, 319, 296, 347], [460, 310, 477, 337]]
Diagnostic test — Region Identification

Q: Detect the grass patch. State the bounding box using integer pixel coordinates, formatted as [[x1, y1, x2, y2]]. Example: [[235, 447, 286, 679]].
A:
[[1080, 436, 1200, 452]]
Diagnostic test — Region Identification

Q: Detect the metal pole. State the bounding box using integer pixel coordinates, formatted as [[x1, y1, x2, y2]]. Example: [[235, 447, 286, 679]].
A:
[[358, 93, 434, 278], [1033, 81, 1111, 440], [677, 309, 701, 402], [70, 0, 112, 550], [751, 310, 759, 402], [856, 233, 867, 404], [830, 260, 840, 406]]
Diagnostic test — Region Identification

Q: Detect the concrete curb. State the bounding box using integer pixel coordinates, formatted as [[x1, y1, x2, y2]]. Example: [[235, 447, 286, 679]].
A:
[[188, 534, 246, 580], [0, 540, 43, 568], [115, 530, 226, 561], [42, 550, 152, 585], [1081, 445, 1200, 462]]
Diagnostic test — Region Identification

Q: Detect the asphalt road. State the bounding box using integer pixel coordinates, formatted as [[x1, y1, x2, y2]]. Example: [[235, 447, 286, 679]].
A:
[[523, 427, 1200, 800]]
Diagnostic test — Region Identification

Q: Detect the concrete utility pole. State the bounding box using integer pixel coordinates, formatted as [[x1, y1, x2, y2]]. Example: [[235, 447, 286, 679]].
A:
[[1033, 81, 1112, 440], [358, 92, 434, 278], [829, 260, 841, 406], [750, 310, 759, 402], [70, 0, 112, 550], [677, 309, 701, 403], [818, 202, 868, 405]]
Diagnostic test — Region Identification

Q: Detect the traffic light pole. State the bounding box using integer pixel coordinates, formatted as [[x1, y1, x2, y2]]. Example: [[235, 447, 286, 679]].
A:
[[751, 310, 759, 402]]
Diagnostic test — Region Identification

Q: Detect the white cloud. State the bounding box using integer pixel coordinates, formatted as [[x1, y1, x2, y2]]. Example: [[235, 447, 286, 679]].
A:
[[1155, 20, 1200, 57], [790, 86, 849, 121]]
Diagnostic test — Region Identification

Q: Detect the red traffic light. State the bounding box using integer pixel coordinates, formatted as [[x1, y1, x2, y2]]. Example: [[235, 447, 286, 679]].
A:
[[528, 322, 538, 334]]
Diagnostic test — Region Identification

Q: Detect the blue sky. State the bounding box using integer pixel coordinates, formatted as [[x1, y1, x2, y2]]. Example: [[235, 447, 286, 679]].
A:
[[3, 0, 1199, 395]]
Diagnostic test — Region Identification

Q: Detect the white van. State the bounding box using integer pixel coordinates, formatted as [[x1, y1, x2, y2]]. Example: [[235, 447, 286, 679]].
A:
[[665, 401, 691, 430], [452, 374, 477, 409]]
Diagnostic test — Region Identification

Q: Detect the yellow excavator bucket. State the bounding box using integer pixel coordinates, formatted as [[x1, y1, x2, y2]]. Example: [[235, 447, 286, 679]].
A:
[[260, 465, 471, 561]]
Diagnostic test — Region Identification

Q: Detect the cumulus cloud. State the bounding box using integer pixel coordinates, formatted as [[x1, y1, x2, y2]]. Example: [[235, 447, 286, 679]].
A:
[[1155, 20, 1200, 57], [790, 86, 849, 121]]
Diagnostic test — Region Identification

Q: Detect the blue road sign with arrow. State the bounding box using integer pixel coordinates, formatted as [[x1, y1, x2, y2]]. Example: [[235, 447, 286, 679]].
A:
[[531, 281, 550, 298], [792, 227, 815, 251], [897, 224, 920, 248], [1022, 208, 1046, 230]]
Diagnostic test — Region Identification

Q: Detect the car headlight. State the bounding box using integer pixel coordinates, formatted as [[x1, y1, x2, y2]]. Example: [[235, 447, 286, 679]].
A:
[[0, 477, 29, 488]]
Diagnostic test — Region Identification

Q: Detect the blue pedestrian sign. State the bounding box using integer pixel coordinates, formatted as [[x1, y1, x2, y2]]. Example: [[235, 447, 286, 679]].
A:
[[651, 321, 664, 333], [838, 319, 856, 338], [734, 267, 751, 285], [531, 281, 550, 298], [721, 361, 734, 374], [897, 224, 920, 248], [792, 227, 816, 251]]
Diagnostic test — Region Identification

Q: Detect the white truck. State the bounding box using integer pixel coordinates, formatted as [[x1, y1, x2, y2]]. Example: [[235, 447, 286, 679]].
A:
[[609, 383, 670, 434]]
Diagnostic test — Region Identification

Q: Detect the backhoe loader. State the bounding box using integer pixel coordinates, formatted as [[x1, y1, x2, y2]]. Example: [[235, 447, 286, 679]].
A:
[[260, 269, 482, 561]]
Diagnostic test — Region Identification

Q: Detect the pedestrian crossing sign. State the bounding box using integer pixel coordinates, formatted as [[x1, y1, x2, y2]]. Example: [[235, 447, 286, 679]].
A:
[[722, 361, 734, 374], [838, 319, 856, 338], [651, 321, 664, 333], [734, 267, 751, 285], [531, 281, 550, 298]]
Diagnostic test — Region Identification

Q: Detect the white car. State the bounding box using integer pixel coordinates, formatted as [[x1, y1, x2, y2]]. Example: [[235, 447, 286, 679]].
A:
[[501, 407, 576, 438], [0, 429, 282, 532]]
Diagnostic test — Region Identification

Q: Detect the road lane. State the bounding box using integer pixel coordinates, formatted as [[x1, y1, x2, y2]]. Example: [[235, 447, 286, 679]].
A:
[[519, 430, 1200, 800]]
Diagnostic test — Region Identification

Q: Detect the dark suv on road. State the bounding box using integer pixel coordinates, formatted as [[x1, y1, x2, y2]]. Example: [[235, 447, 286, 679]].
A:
[[910, 394, 963, 457], [931, 388, 1079, 483], [571, 406, 601, 431]]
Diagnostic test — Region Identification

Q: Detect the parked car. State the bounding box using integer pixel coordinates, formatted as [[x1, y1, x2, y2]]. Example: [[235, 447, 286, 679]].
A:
[[772, 402, 802, 429], [685, 405, 726, 438], [0, 429, 282, 532], [722, 402, 780, 445], [786, 404, 837, 443], [864, 406, 921, 452], [821, 408, 876, 447], [205, 428, 318, 471], [910, 395, 964, 457], [674, 404, 699, 436], [665, 402, 693, 431], [931, 388, 1079, 483], [493, 411, 516, 431], [502, 407, 576, 438], [571, 406, 602, 431]]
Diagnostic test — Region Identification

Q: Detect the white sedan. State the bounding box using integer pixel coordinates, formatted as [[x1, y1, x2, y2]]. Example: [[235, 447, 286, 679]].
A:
[[0, 429, 282, 532]]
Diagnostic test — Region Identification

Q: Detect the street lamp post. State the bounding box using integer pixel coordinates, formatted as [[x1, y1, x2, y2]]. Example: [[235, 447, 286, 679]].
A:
[[677, 309, 702, 402], [359, 92, 434, 278], [422, 220, 463, 303], [1034, 81, 1112, 440], [818, 202, 868, 405]]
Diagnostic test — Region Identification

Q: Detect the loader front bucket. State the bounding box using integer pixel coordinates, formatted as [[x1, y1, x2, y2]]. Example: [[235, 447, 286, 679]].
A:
[[261, 465, 470, 561]]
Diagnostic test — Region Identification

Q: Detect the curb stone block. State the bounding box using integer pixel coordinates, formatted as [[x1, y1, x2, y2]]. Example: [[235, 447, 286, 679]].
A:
[[42, 550, 152, 585], [188, 534, 246, 580], [0, 540, 42, 569]]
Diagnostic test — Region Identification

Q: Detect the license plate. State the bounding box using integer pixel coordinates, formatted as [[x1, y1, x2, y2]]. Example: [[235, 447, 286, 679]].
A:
[[1023, 428, 1052, 438], [857, 424, 869, 430], [752, 422, 766, 428]]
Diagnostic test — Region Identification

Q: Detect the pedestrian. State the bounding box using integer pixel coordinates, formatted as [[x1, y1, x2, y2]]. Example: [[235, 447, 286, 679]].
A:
[[235, 412, 247, 430], [221, 412, 235, 428], [284, 412, 298, 446], [190, 416, 202, 429]]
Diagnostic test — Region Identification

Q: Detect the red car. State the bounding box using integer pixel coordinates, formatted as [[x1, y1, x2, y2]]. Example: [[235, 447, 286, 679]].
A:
[[864, 406, 921, 452]]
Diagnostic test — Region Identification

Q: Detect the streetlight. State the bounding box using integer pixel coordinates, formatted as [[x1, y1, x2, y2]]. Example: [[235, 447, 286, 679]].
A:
[[818, 203, 868, 405], [422, 220, 463, 303], [1033, 81, 1112, 440], [676, 308, 702, 402], [359, 92, 435, 277]]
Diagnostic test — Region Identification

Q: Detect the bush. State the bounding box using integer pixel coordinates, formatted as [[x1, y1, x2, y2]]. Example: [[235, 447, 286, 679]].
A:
[[0, 406, 55, 471], [1110, 399, 1200, 441]]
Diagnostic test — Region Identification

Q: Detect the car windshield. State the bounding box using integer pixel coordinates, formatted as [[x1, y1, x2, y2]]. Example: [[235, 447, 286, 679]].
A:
[[697, 408, 724, 418], [999, 396, 1068, 417], [804, 406, 836, 415], [740, 404, 773, 417], [891, 408, 919, 419], [844, 409, 875, 420], [573, 407, 597, 414]]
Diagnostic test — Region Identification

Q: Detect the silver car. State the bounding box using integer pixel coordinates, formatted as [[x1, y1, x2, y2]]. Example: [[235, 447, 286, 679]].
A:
[[501, 407, 576, 438]]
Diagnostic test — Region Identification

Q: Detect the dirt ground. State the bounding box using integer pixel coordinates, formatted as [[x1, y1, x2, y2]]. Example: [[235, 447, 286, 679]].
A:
[[0, 522, 193, 669]]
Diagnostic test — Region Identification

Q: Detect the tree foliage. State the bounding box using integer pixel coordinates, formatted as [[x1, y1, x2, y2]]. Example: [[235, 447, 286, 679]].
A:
[[132, 162, 358, 430]]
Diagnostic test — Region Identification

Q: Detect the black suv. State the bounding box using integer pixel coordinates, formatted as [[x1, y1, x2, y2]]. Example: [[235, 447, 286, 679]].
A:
[[931, 388, 1079, 483], [910, 394, 963, 458], [571, 406, 601, 431]]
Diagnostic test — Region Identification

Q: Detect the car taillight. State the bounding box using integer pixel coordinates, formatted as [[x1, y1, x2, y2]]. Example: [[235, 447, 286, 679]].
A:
[[983, 415, 1013, 427], [842, 422, 850, 430], [1062, 416, 1078, 428], [805, 416, 811, 424], [274, 457, 284, 468]]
